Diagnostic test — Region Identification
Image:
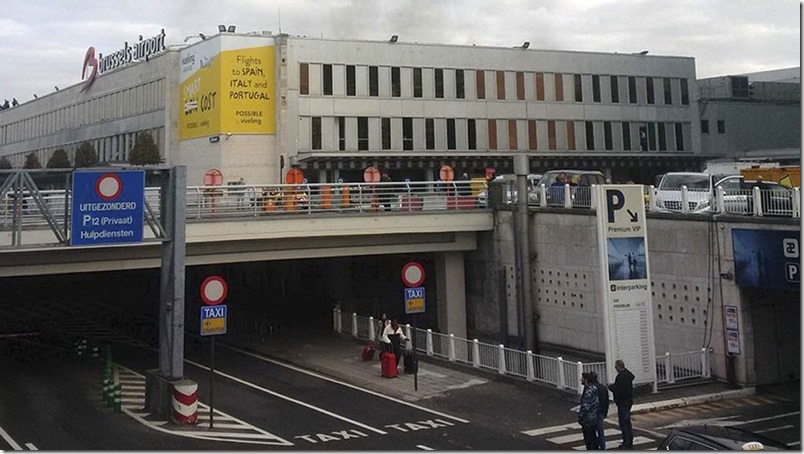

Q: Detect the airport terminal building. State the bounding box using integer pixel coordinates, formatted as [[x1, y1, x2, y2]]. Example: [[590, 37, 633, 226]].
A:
[[0, 30, 703, 186]]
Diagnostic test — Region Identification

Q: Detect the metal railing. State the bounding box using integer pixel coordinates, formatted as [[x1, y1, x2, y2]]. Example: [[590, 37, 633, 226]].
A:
[[335, 309, 712, 395]]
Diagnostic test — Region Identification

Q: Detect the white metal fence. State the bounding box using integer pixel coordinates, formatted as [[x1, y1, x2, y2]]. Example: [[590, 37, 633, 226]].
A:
[[335, 309, 712, 395]]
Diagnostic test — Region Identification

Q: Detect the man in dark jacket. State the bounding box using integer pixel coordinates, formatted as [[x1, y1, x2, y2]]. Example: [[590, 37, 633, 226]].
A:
[[589, 371, 609, 449], [608, 360, 635, 449], [578, 372, 600, 450]]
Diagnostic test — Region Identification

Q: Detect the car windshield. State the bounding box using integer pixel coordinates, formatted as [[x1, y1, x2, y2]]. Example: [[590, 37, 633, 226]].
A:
[[661, 174, 711, 190]]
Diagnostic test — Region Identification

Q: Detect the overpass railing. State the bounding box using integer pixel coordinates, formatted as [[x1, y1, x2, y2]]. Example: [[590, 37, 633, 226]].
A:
[[336, 309, 712, 394]]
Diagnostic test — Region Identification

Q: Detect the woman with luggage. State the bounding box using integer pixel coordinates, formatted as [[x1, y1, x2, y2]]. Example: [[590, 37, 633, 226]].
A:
[[381, 319, 408, 368]]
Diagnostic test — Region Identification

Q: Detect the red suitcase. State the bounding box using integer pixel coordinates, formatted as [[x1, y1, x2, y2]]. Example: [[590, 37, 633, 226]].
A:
[[362, 343, 376, 361], [381, 352, 397, 378]]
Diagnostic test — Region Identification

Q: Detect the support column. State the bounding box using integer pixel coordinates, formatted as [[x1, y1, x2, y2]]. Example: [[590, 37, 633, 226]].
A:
[[436, 251, 467, 340], [514, 155, 536, 353]]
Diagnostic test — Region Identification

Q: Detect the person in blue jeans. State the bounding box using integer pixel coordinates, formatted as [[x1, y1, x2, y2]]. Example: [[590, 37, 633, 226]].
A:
[[608, 360, 635, 449], [590, 371, 609, 449]]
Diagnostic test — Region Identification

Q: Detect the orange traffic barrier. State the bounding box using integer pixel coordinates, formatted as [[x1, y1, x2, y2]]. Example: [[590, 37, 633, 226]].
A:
[[340, 185, 350, 209], [321, 186, 332, 209]]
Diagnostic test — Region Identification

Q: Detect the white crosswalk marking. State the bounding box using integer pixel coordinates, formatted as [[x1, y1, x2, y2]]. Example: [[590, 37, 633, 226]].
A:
[[548, 428, 621, 444], [523, 422, 658, 450]]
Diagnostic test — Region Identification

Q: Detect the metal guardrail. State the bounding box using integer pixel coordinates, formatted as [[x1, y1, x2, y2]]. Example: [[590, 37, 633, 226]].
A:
[[337, 309, 711, 395]]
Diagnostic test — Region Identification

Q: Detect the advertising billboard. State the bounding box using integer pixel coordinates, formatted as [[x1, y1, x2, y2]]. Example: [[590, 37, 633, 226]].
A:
[[732, 228, 800, 290], [179, 35, 275, 140]]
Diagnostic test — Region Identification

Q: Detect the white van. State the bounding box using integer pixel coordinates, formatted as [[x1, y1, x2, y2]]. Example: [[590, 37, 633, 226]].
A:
[[654, 172, 716, 213]]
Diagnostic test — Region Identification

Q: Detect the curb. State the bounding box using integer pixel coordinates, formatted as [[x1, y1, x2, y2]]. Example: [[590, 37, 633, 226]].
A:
[[630, 387, 756, 415]]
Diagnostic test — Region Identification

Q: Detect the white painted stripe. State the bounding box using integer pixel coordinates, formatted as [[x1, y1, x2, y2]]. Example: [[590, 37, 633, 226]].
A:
[[0, 425, 22, 450], [416, 444, 435, 450], [122, 391, 146, 397], [184, 358, 388, 435], [742, 411, 800, 425], [522, 422, 577, 436], [190, 423, 252, 430], [548, 428, 621, 444], [25, 442, 38, 450], [570, 435, 654, 450], [754, 424, 794, 433], [121, 398, 144, 403], [185, 432, 288, 439], [222, 345, 471, 424], [787, 441, 800, 447]]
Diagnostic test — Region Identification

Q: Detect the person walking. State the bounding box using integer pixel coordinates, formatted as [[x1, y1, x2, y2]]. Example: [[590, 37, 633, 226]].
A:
[[381, 319, 408, 368], [578, 371, 600, 450], [608, 360, 635, 449], [589, 372, 610, 450]]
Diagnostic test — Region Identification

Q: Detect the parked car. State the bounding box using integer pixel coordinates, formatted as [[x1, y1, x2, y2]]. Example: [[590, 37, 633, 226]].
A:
[[657, 425, 789, 450], [477, 174, 541, 206], [654, 172, 717, 213], [713, 175, 794, 216], [537, 169, 606, 207]]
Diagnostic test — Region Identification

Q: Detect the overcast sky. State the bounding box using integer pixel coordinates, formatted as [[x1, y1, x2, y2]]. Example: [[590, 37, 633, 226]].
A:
[[1, 0, 800, 104]]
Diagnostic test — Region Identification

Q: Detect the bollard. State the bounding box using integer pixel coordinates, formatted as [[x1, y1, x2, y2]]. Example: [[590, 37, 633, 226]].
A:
[[91, 346, 99, 360], [102, 377, 111, 400], [113, 384, 122, 413], [106, 381, 115, 407]]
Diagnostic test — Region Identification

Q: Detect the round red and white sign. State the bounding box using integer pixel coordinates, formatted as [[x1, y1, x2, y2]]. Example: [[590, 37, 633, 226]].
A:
[[95, 174, 123, 201], [401, 262, 425, 287], [200, 275, 228, 305]]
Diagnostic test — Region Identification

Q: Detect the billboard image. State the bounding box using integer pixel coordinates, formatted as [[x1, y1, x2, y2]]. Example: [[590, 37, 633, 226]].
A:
[[732, 228, 800, 290], [607, 237, 647, 281], [179, 36, 275, 140]]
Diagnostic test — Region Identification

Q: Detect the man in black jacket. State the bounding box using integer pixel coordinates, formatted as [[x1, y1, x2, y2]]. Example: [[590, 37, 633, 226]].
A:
[[608, 360, 635, 449]]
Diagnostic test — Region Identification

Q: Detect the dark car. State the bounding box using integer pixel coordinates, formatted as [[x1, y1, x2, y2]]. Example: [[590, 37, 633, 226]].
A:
[[657, 425, 790, 450]]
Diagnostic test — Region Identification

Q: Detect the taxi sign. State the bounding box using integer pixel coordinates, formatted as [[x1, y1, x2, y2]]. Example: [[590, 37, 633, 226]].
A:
[[404, 287, 425, 314], [200, 305, 227, 336]]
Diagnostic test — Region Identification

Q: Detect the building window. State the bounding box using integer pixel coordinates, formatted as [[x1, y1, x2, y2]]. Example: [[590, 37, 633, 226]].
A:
[[467, 118, 476, 149], [338, 117, 345, 151], [403, 118, 413, 150], [382, 118, 391, 150], [447, 119, 456, 150], [567, 121, 576, 150], [701, 120, 709, 134], [592, 75, 601, 102], [555, 73, 564, 101], [413, 68, 423, 98], [435, 68, 444, 99], [622, 122, 631, 150], [648, 122, 657, 150], [496, 71, 506, 100], [546, 120, 556, 150], [585, 121, 594, 150], [658, 123, 666, 150], [717, 120, 725, 134], [516, 71, 525, 100], [311, 117, 321, 150], [535, 73, 545, 101], [675, 123, 684, 151], [391, 67, 401, 97], [610, 76, 619, 103], [323, 64, 333, 96], [680, 79, 689, 105], [425, 118, 435, 150], [574, 74, 583, 102], [508, 120, 517, 149], [628, 76, 637, 104], [528, 120, 537, 150], [300, 63, 309, 95], [346, 65, 356, 96], [663, 78, 672, 105], [488, 119, 497, 150], [456, 70, 465, 99], [639, 125, 648, 151], [357, 117, 368, 150], [646, 77, 655, 104], [476, 70, 486, 99], [369, 66, 379, 97], [604, 121, 613, 150]]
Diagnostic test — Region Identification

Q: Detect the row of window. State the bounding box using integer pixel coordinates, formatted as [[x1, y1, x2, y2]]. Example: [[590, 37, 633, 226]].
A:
[[0, 80, 164, 146], [700, 120, 726, 134], [299, 63, 691, 106], [302, 117, 688, 153]]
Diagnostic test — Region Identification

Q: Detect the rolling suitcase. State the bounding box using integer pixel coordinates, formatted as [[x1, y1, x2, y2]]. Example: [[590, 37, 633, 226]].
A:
[[362, 343, 375, 361], [380, 352, 397, 378], [403, 352, 417, 374]]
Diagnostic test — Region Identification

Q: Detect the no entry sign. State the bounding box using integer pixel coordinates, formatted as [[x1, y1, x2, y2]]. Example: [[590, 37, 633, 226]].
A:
[[401, 261, 425, 287], [200, 276, 228, 305]]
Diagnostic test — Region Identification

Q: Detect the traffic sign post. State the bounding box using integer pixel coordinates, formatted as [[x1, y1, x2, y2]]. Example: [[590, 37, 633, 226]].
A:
[[200, 275, 228, 429], [70, 170, 145, 246], [401, 261, 425, 391]]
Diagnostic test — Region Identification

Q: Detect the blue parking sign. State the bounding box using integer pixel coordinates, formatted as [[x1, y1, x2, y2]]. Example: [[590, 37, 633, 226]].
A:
[[70, 170, 145, 246]]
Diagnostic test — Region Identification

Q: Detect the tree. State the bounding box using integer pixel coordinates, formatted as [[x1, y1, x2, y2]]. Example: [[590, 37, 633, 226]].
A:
[[129, 131, 161, 165], [46, 148, 71, 168], [24, 152, 42, 169], [0, 156, 12, 169], [74, 141, 99, 168]]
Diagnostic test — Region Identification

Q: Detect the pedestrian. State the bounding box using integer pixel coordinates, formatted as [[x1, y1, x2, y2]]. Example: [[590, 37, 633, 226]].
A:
[[589, 371, 610, 450], [375, 313, 389, 352], [381, 319, 408, 368], [459, 171, 472, 196], [380, 171, 393, 211], [549, 173, 567, 206], [578, 371, 600, 450], [608, 359, 635, 449]]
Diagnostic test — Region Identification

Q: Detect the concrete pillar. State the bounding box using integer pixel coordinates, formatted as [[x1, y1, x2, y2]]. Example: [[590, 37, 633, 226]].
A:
[[436, 251, 467, 339]]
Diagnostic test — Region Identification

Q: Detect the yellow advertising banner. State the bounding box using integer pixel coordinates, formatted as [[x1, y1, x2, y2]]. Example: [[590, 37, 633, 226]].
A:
[[179, 37, 275, 140]]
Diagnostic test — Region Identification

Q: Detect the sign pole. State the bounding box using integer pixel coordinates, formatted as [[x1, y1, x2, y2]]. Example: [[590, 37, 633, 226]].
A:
[[209, 336, 215, 429], [413, 313, 418, 391]]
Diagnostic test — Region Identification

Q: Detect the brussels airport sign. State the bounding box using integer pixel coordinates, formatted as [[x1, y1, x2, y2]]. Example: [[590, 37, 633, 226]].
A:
[[81, 29, 166, 92]]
